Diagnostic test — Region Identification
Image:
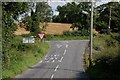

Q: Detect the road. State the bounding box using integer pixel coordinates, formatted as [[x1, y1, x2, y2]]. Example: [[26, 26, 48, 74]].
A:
[[15, 40, 89, 80]]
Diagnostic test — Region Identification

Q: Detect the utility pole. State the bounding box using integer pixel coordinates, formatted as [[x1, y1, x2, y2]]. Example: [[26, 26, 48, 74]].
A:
[[108, 6, 111, 29], [90, 0, 94, 66]]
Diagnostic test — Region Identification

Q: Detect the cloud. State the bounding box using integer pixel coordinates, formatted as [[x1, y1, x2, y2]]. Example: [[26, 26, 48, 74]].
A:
[[48, 2, 68, 15], [48, 0, 120, 15]]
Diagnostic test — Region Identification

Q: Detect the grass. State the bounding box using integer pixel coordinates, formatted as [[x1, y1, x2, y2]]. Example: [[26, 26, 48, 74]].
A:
[[2, 36, 49, 79], [45, 34, 89, 40], [86, 46, 120, 80], [84, 52, 90, 69], [85, 33, 120, 80]]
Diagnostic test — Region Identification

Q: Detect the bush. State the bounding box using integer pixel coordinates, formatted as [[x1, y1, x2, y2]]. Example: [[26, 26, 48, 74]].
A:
[[87, 33, 120, 80], [63, 31, 72, 36], [100, 29, 111, 34], [44, 34, 54, 40], [106, 39, 117, 47], [110, 33, 120, 44], [2, 35, 50, 79], [63, 29, 90, 36], [87, 46, 120, 80]]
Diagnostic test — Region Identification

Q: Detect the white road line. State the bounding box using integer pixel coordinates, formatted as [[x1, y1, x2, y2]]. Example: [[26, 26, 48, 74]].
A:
[[54, 65, 59, 72], [51, 55, 53, 57], [55, 57, 57, 60], [50, 74, 54, 80], [63, 49, 66, 55], [52, 60, 55, 62], [45, 57, 47, 60], [39, 61, 42, 64], [50, 57, 54, 60], [66, 44, 68, 48], [56, 44, 62, 48], [59, 57, 63, 62], [46, 60, 49, 63]]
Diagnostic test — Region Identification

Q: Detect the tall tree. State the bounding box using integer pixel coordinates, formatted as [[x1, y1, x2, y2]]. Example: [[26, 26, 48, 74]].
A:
[[53, 2, 91, 30], [95, 2, 120, 33], [2, 2, 29, 67], [24, 2, 52, 35]]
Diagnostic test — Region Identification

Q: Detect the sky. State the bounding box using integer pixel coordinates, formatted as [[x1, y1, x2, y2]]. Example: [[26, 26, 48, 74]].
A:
[[48, 2, 67, 15], [48, 0, 120, 15]]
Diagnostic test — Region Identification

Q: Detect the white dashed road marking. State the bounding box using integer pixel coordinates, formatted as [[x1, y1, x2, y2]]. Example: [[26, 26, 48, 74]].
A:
[[50, 74, 54, 80], [59, 57, 63, 62], [63, 49, 66, 55], [54, 65, 59, 72], [52, 60, 55, 62], [50, 57, 54, 60], [66, 44, 68, 48], [56, 44, 62, 48], [39, 61, 42, 64]]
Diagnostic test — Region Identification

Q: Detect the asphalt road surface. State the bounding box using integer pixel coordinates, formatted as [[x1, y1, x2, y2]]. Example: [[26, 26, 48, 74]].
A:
[[15, 40, 89, 80]]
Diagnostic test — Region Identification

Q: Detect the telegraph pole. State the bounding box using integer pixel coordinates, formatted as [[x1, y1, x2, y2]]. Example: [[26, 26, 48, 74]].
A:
[[108, 6, 111, 29], [90, 0, 94, 66]]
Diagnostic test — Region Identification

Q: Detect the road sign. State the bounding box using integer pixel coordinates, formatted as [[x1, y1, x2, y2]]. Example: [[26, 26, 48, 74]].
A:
[[38, 32, 45, 40], [23, 37, 35, 43], [23, 38, 28, 43], [29, 38, 35, 43]]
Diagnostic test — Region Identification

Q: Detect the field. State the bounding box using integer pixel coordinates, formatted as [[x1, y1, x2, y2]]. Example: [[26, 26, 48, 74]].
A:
[[14, 27, 30, 35], [45, 23, 72, 34], [15, 22, 72, 35]]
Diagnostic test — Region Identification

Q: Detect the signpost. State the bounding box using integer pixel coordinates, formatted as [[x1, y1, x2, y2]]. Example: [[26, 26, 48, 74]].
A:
[[23, 38, 29, 43], [23, 37, 35, 43], [38, 32, 46, 42], [29, 38, 35, 43]]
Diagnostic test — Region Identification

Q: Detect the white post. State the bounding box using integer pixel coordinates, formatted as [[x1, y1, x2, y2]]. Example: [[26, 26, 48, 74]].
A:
[[90, 0, 94, 65]]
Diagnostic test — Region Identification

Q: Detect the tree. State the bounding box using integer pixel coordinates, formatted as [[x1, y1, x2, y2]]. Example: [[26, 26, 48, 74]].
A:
[[53, 2, 91, 30], [2, 2, 29, 67], [95, 2, 120, 33], [24, 2, 52, 35]]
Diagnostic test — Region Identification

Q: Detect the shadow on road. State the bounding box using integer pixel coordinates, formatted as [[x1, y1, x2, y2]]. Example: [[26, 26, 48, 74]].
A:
[[29, 65, 89, 80]]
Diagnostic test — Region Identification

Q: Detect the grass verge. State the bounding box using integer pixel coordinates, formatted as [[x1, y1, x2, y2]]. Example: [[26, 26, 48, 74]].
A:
[[2, 36, 49, 79], [85, 33, 120, 80], [45, 34, 89, 40]]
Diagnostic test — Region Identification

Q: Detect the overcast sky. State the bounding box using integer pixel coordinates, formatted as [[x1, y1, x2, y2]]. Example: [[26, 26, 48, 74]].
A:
[[48, 0, 120, 15]]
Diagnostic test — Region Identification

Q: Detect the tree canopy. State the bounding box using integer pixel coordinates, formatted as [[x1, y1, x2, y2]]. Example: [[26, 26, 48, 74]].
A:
[[2, 2, 52, 67], [52, 2, 91, 30], [2, 2, 29, 67], [23, 2, 52, 35], [95, 2, 120, 33]]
